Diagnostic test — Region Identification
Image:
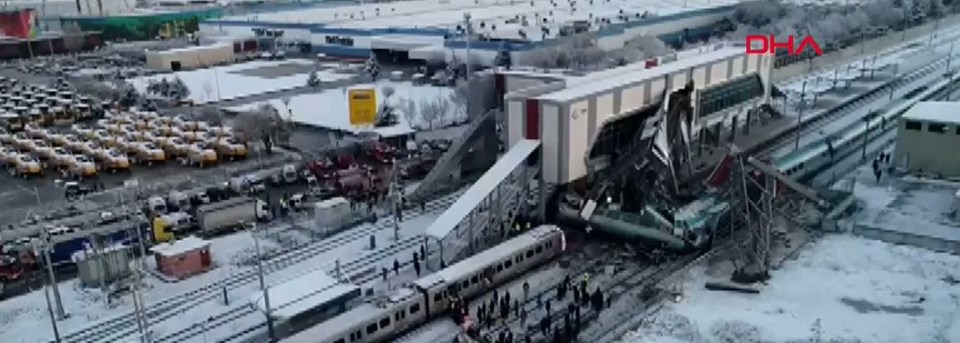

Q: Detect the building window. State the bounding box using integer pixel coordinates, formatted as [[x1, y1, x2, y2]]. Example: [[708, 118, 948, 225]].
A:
[[928, 123, 947, 133], [905, 121, 922, 131]]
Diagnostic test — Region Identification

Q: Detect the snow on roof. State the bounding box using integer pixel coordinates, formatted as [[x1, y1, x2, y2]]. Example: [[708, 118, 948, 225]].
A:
[[128, 59, 324, 105], [314, 196, 350, 209], [226, 80, 450, 137], [248, 269, 360, 319], [902, 101, 960, 124], [150, 43, 232, 55], [283, 288, 420, 343], [538, 46, 745, 103], [219, 0, 737, 41], [149, 236, 211, 257], [414, 225, 560, 290], [71, 243, 129, 263], [423, 139, 540, 239]]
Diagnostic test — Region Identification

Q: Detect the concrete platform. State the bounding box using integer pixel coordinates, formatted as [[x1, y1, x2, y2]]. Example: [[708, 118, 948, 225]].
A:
[[845, 166, 960, 255]]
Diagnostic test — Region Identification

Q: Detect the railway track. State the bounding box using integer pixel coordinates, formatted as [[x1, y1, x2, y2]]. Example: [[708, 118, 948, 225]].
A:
[[155, 233, 430, 343], [56, 188, 465, 343], [760, 50, 955, 157]]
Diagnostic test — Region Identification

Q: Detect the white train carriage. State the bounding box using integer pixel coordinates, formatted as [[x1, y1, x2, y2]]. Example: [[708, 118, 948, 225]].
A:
[[413, 224, 566, 319], [282, 225, 566, 343], [281, 288, 428, 343]]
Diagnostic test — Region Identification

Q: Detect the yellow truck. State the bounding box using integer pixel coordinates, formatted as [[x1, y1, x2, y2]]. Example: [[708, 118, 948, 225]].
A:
[[185, 142, 218, 168], [130, 142, 166, 166], [64, 154, 97, 179], [46, 147, 74, 170], [10, 154, 43, 178], [210, 137, 248, 161], [159, 136, 191, 158], [91, 147, 131, 173], [0, 146, 21, 167]]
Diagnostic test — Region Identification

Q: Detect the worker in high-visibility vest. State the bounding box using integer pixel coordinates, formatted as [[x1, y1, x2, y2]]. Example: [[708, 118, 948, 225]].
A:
[[525, 222, 531, 231]]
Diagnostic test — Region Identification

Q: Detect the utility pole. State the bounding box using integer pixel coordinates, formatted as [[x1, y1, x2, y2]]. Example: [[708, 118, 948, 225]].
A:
[[35, 239, 61, 343], [794, 79, 807, 150], [131, 236, 151, 343], [39, 229, 66, 320], [889, 63, 899, 100], [251, 222, 276, 341], [464, 13, 472, 81]]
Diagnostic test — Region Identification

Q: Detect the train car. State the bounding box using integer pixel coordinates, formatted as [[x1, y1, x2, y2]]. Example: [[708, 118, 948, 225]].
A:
[[282, 225, 566, 343], [774, 76, 955, 181]]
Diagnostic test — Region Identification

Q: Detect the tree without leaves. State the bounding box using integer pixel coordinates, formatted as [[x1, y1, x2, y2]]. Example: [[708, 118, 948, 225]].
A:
[[418, 98, 440, 130], [73, 80, 121, 103], [194, 106, 223, 125], [202, 81, 215, 102], [401, 98, 418, 129], [231, 103, 291, 154], [434, 95, 451, 127]]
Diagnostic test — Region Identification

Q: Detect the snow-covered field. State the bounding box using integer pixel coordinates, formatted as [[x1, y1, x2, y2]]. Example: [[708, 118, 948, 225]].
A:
[[220, 0, 738, 41], [621, 234, 960, 343], [227, 80, 457, 137], [0, 208, 443, 343], [128, 60, 354, 104]]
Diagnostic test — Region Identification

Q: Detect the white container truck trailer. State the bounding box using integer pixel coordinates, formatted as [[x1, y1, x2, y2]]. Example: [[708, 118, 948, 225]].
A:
[[196, 196, 270, 234]]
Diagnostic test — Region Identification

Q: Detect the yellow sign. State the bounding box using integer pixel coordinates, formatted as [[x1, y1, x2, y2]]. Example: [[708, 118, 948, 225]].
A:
[[348, 89, 378, 126]]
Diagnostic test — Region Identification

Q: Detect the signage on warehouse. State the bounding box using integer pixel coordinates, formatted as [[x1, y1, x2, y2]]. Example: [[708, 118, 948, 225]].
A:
[[745, 35, 823, 56], [0, 9, 38, 39], [348, 89, 378, 126]]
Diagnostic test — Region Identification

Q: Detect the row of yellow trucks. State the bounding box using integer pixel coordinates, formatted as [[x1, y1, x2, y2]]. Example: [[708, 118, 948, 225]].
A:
[[0, 110, 251, 178], [90, 111, 248, 167]]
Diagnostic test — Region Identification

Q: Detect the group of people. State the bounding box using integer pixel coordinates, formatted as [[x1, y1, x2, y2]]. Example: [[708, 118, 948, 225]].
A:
[[872, 151, 892, 183], [448, 273, 610, 343]]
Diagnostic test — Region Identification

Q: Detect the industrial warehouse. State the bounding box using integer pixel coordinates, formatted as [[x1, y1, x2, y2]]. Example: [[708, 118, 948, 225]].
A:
[[201, 0, 738, 62], [1, 0, 960, 343]]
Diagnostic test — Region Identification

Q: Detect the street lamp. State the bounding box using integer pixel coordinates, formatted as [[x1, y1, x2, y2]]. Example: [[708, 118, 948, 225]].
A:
[[250, 222, 276, 341]]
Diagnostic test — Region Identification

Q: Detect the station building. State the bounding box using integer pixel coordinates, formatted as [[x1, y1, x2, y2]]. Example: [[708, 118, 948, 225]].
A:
[[199, 0, 737, 64], [499, 43, 775, 185], [895, 101, 960, 178]]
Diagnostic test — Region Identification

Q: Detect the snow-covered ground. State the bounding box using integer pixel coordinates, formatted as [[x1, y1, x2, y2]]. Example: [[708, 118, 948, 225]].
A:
[[0, 205, 444, 343], [621, 234, 960, 343], [227, 79, 458, 137], [777, 22, 960, 97], [128, 60, 353, 104], [840, 161, 960, 245]]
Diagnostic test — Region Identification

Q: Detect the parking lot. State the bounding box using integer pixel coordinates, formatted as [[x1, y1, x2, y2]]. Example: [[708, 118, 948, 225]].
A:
[[0, 147, 298, 226]]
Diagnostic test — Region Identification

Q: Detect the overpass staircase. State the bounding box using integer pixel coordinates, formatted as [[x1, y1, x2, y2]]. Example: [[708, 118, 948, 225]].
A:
[[406, 109, 497, 206], [442, 168, 540, 265]]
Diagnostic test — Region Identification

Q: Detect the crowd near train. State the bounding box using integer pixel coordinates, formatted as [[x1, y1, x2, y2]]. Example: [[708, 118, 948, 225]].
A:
[[282, 225, 566, 343]]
